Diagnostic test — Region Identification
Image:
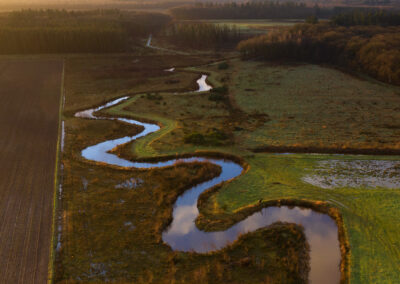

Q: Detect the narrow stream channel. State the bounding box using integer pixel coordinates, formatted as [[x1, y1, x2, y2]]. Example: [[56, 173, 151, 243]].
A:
[[75, 74, 341, 283]]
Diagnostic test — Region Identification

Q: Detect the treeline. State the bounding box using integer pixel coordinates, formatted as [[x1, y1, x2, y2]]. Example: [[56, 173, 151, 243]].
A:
[[237, 23, 400, 85], [332, 10, 400, 26], [0, 28, 127, 53], [363, 0, 391, 5], [0, 9, 171, 54], [164, 22, 242, 48], [170, 1, 332, 20]]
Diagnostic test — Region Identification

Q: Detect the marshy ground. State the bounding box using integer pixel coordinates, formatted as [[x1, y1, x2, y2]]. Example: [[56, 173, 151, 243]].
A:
[[58, 52, 400, 283]]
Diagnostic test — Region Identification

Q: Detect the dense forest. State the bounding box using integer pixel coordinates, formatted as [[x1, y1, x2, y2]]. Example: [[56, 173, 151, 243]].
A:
[[164, 22, 242, 48], [237, 23, 400, 84], [0, 9, 170, 53], [170, 1, 333, 20], [332, 10, 400, 26]]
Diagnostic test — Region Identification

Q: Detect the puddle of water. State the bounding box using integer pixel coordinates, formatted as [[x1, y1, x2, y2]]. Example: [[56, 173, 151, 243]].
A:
[[115, 177, 144, 190], [146, 34, 152, 47], [81, 177, 88, 191], [58, 164, 64, 200], [75, 73, 341, 283], [124, 221, 136, 231], [196, 75, 212, 92], [61, 120, 65, 152]]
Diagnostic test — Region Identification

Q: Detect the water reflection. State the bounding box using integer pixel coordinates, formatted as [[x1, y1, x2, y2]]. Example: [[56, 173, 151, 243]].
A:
[[162, 160, 340, 284]]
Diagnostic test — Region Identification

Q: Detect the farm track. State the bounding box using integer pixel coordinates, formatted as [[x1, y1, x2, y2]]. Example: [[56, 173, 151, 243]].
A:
[[0, 59, 63, 284]]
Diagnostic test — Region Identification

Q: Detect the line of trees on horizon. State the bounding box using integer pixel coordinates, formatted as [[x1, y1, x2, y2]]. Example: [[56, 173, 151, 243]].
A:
[[170, 1, 332, 20], [332, 10, 400, 26], [170, 2, 400, 22], [0, 9, 171, 54], [164, 22, 243, 49], [0, 27, 128, 53]]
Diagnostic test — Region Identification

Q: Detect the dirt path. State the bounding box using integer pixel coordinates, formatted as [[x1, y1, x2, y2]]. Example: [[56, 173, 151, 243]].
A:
[[0, 59, 63, 284]]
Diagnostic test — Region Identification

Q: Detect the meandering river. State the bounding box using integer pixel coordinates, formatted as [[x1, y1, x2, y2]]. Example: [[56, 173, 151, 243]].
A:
[[75, 73, 341, 283]]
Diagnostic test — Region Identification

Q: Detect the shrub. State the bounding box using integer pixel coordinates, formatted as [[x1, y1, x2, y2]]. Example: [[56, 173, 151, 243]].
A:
[[208, 86, 228, 101], [145, 93, 163, 100], [206, 128, 228, 145], [218, 62, 229, 70], [305, 15, 318, 24], [184, 129, 229, 146], [184, 132, 206, 144]]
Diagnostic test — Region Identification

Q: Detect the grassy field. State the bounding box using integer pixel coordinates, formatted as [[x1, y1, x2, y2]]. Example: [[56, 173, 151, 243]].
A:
[[229, 60, 400, 152], [0, 59, 63, 283], [59, 53, 400, 283]]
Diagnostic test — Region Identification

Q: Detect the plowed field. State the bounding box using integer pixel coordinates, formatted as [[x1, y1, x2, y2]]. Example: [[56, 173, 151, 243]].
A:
[[0, 59, 63, 284]]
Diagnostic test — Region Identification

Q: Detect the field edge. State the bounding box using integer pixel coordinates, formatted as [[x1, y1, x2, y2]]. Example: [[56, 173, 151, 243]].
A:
[[47, 60, 65, 284]]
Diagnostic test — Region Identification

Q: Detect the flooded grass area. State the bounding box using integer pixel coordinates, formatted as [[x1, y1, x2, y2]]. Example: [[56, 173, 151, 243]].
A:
[[303, 159, 400, 189], [207, 154, 400, 283]]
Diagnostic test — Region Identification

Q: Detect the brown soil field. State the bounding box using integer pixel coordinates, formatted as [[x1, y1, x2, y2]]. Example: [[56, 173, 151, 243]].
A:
[[0, 59, 63, 283]]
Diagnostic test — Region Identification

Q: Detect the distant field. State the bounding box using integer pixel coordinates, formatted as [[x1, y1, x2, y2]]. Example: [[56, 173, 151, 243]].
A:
[[0, 59, 63, 283], [181, 19, 302, 34]]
